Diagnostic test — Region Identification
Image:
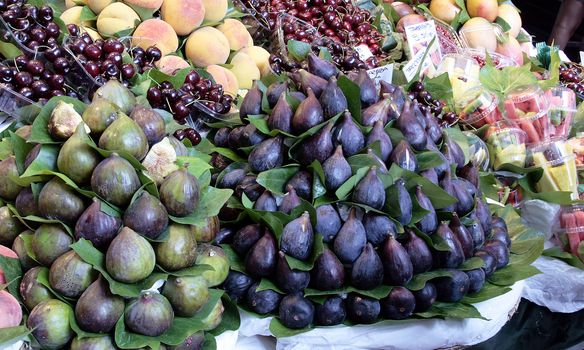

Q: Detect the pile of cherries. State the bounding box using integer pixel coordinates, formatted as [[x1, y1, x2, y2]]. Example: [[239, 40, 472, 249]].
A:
[[0, 2, 60, 52], [408, 81, 457, 126], [173, 127, 202, 146], [240, 0, 385, 67], [146, 70, 233, 124], [560, 63, 584, 96], [64, 24, 161, 86]]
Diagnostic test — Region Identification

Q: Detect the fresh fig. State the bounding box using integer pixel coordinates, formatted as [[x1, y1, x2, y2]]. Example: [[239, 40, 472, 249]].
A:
[[124, 192, 169, 239], [155, 224, 197, 271], [290, 91, 306, 102], [333, 111, 365, 156], [191, 216, 219, 243], [385, 178, 412, 226], [351, 243, 384, 290], [200, 298, 224, 331], [240, 82, 263, 120], [196, 244, 229, 287], [0, 206, 23, 245], [290, 69, 327, 97], [353, 69, 377, 107], [292, 88, 324, 134], [15, 187, 39, 217], [233, 224, 263, 256], [94, 79, 136, 114], [352, 166, 386, 210], [452, 179, 475, 216], [91, 154, 141, 207], [125, 291, 173, 336], [492, 215, 508, 232], [130, 105, 165, 146], [459, 162, 479, 189], [439, 170, 456, 213], [27, 299, 74, 349], [433, 269, 470, 302], [246, 281, 282, 314], [223, 271, 254, 303], [315, 296, 346, 326], [413, 282, 437, 312], [75, 198, 122, 251], [240, 124, 267, 147], [307, 52, 338, 80], [141, 137, 182, 185], [228, 126, 245, 149], [70, 335, 117, 350], [311, 248, 345, 290], [466, 268, 486, 293], [75, 276, 124, 333], [49, 250, 97, 298], [396, 100, 428, 151], [433, 223, 464, 268], [322, 145, 352, 191], [345, 294, 380, 324], [268, 94, 293, 133], [380, 235, 413, 286], [38, 177, 85, 224], [214, 227, 235, 245], [295, 122, 334, 166], [245, 232, 277, 278], [32, 224, 72, 266], [280, 212, 314, 261], [235, 175, 263, 201], [106, 227, 155, 283], [319, 77, 347, 119], [278, 292, 314, 329], [490, 227, 511, 248], [420, 168, 439, 185], [475, 199, 493, 236], [415, 185, 438, 234], [47, 100, 87, 140], [380, 286, 416, 320], [467, 220, 485, 249], [424, 108, 442, 144], [367, 120, 393, 162], [249, 137, 284, 173], [160, 167, 200, 217], [361, 97, 396, 126], [214, 127, 231, 147], [363, 212, 396, 247], [474, 250, 497, 277], [403, 229, 433, 274], [275, 251, 310, 293], [12, 231, 37, 270], [254, 190, 278, 212], [0, 156, 23, 200], [333, 208, 367, 264], [442, 133, 465, 170], [82, 98, 120, 134], [479, 240, 510, 269], [99, 112, 149, 161], [450, 213, 474, 259], [57, 124, 100, 185], [279, 185, 302, 214], [20, 267, 54, 310], [390, 140, 418, 172], [315, 204, 342, 243], [266, 81, 289, 108], [163, 276, 209, 317], [286, 170, 312, 200]]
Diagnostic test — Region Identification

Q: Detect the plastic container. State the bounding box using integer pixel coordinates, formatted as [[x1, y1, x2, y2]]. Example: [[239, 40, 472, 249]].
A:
[[545, 86, 577, 140], [232, 0, 273, 42], [437, 54, 481, 80], [485, 122, 527, 170], [556, 205, 584, 258], [430, 16, 466, 55], [456, 87, 502, 128], [464, 131, 490, 170], [526, 140, 579, 199], [497, 187, 523, 208], [0, 84, 43, 129], [568, 133, 584, 169], [274, 13, 319, 59], [0, 16, 54, 59], [460, 48, 516, 69], [503, 85, 551, 144]]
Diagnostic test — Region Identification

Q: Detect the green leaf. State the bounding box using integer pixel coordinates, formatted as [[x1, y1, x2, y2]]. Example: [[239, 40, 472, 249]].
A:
[[416, 151, 446, 171], [20, 144, 59, 178], [0, 42, 22, 59], [459, 257, 485, 271], [169, 187, 233, 226], [175, 156, 214, 178], [479, 63, 537, 99], [416, 302, 486, 320], [0, 137, 13, 160], [407, 269, 453, 290], [0, 326, 33, 348], [494, 16, 511, 32], [537, 50, 560, 90], [269, 318, 313, 338], [284, 234, 324, 271], [221, 245, 245, 273], [337, 76, 361, 122], [256, 166, 300, 195], [10, 132, 34, 175], [35, 266, 73, 305], [29, 97, 87, 144], [461, 282, 512, 304], [304, 284, 393, 299], [542, 247, 584, 270], [423, 73, 453, 103], [257, 278, 286, 294], [0, 254, 22, 300], [287, 40, 312, 61], [488, 263, 541, 286], [335, 167, 369, 200], [79, 6, 96, 22]]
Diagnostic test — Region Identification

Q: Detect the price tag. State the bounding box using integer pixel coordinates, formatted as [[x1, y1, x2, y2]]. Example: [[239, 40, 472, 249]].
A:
[[403, 50, 425, 82], [367, 64, 394, 90], [580, 51, 584, 65], [355, 44, 374, 61], [404, 20, 442, 77]]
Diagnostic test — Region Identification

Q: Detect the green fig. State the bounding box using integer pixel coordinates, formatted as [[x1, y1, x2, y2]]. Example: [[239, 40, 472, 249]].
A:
[[57, 124, 101, 184], [91, 154, 141, 207], [99, 113, 149, 161], [130, 105, 166, 146], [15, 187, 39, 217], [47, 100, 88, 140], [0, 156, 23, 200], [32, 224, 72, 266], [94, 79, 136, 115], [0, 206, 23, 245], [49, 250, 98, 298], [200, 298, 224, 331], [106, 227, 155, 283], [191, 216, 219, 243], [155, 223, 197, 271], [20, 267, 54, 310], [75, 277, 124, 333], [12, 231, 38, 270], [82, 98, 120, 134], [70, 335, 117, 350], [159, 167, 200, 217], [38, 177, 86, 224], [196, 244, 229, 287], [125, 291, 174, 336], [142, 137, 180, 185], [124, 192, 169, 240], [162, 275, 209, 317], [27, 299, 74, 349]]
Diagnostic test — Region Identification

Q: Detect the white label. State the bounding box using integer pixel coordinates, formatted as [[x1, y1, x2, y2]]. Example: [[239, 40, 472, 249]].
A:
[[559, 50, 570, 63], [355, 45, 374, 61], [367, 64, 394, 90], [580, 51, 584, 65], [404, 20, 442, 76], [403, 50, 426, 82]]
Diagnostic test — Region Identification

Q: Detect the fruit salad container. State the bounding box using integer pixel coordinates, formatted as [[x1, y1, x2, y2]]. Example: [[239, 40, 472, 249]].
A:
[[556, 205, 584, 259], [436, 54, 481, 81], [465, 131, 490, 170], [545, 86, 577, 140], [485, 122, 527, 170], [503, 85, 551, 144], [568, 133, 584, 170], [526, 140, 579, 199], [456, 87, 502, 128], [460, 48, 516, 69], [0, 83, 43, 130]]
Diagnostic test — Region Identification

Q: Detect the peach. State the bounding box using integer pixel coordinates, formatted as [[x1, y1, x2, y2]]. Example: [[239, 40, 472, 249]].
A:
[[65, 0, 87, 9], [84, 27, 103, 41], [185, 27, 230, 67], [96, 3, 140, 37], [217, 19, 253, 51], [496, 34, 523, 65], [467, 0, 498, 22], [161, 0, 205, 36], [88, 0, 114, 14], [498, 4, 522, 38], [60, 6, 95, 27], [429, 0, 461, 24], [239, 46, 271, 77], [202, 0, 228, 22], [229, 52, 260, 90], [124, 0, 164, 10], [207, 65, 239, 96], [156, 55, 191, 75], [460, 17, 497, 52], [132, 19, 179, 56], [0, 290, 22, 328]]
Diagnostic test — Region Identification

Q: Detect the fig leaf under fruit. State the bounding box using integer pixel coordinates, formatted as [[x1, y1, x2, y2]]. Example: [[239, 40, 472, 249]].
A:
[[168, 187, 233, 226], [29, 97, 87, 145]]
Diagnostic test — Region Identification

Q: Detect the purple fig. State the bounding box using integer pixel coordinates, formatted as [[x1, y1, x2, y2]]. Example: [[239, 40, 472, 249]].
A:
[[124, 292, 173, 336], [295, 122, 334, 166], [308, 52, 338, 80], [124, 192, 169, 239], [279, 185, 302, 214], [403, 229, 433, 274], [91, 154, 141, 208], [366, 120, 393, 162], [38, 177, 85, 224], [312, 248, 345, 290], [75, 198, 122, 250], [286, 170, 312, 200], [333, 110, 365, 156], [363, 212, 396, 247], [292, 88, 324, 134], [450, 213, 474, 259], [280, 212, 314, 261], [353, 167, 385, 210], [249, 137, 284, 173], [268, 94, 293, 133], [433, 222, 464, 268], [290, 69, 327, 97], [315, 204, 342, 243], [160, 167, 200, 217], [214, 127, 231, 147], [254, 190, 278, 212], [352, 69, 378, 107], [75, 277, 124, 333], [396, 100, 428, 151], [380, 235, 413, 286], [415, 185, 438, 234], [351, 243, 383, 290], [276, 251, 310, 293], [322, 145, 352, 191], [333, 208, 366, 264], [240, 82, 262, 120], [245, 231, 277, 278], [319, 77, 347, 119], [266, 81, 289, 108], [389, 140, 418, 172]]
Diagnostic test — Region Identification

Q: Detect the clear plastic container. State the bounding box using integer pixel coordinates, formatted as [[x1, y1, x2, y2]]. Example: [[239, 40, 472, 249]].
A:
[[464, 131, 490, 170], [497, 187, 523, 208], [274, 13, 319, 60], [485, 122, 527, 170], [0, 16, 54, 59], [557, 205, 584, 258], [526, 140, 579, 199], [428, 16, 466, 55], [437, 54, 481, 80], [504, 85, 550, 117], [545, 86, 577, 140], [568, 133, 584, 169], [461, 48, 516, 69], [456, 87, 502, 128], [232, 0, 273, 42], [0, 84, 43, 128]]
